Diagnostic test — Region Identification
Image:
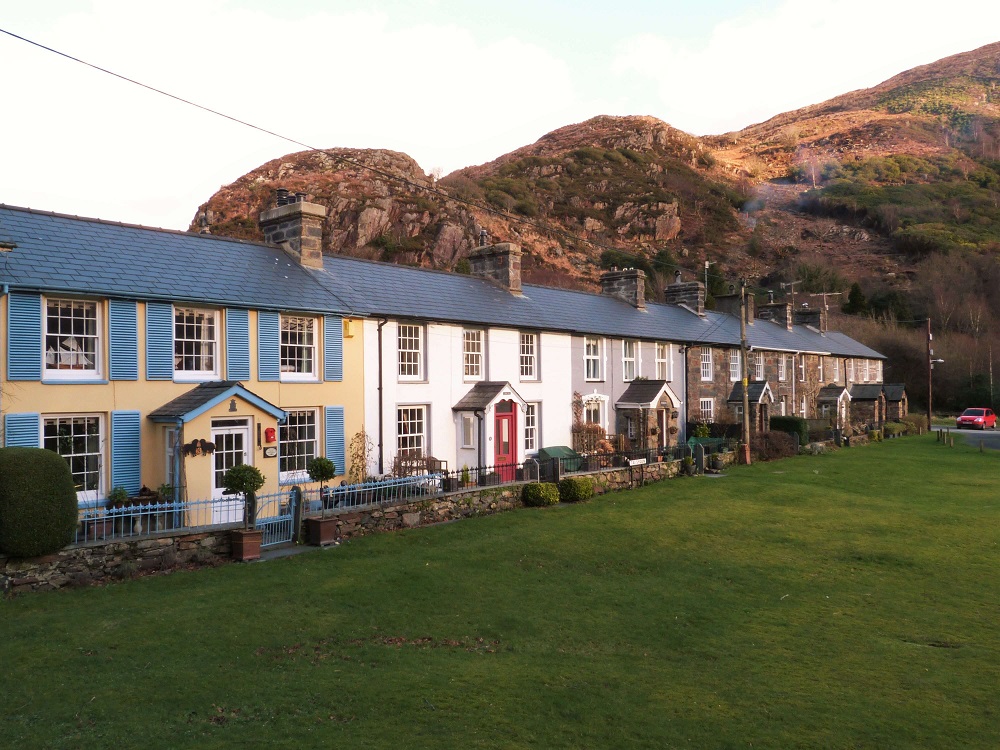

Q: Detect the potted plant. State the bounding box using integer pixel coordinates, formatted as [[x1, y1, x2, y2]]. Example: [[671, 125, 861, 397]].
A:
[[460, 465, 474, 488], [223, 463, 266, 561], [107, 485, 133, 536], [304, 456, 338, 546], [682, 455, 695, 476]]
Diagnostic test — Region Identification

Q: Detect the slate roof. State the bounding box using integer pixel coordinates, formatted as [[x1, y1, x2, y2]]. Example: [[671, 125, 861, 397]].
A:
[[817, 384, 850, 402], [0, 204, 886, 359], [849, 384, 885, 401], [727, 381, 774, 404], [452, 382, 516, 411], [615, 379, 680, 408], [147, 381, 285, 422], [0, 205, 354, 314], [883, 383, 907, 402]]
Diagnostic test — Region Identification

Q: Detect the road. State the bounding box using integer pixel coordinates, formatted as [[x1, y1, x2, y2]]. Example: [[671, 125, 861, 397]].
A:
[[932, 425, 1000, 450]]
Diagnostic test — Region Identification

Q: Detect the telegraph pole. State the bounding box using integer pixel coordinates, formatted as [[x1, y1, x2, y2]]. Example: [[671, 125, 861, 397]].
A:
[[740, 278, 751, 462], [926, 319, 933, 432]]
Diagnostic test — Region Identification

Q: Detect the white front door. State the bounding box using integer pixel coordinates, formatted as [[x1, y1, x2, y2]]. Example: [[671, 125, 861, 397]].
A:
[[212, 418, 251, 523]]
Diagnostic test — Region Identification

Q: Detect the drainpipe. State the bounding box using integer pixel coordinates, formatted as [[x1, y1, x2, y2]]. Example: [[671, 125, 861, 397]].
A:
[[680, 345, 689, 442], [377, 318, 388, 475], [174, 419, 183, 503]]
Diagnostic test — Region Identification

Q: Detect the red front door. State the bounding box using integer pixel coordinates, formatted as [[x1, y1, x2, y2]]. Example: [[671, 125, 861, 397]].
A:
[[494, 400, 517, 481]]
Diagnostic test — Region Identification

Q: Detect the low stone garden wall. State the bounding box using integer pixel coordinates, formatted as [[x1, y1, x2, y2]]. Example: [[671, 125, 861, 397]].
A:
[[2, 455, 738, 596]]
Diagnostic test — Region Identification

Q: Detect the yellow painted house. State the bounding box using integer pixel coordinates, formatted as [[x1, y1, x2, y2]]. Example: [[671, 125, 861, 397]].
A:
[[0, 202, 364, 517]]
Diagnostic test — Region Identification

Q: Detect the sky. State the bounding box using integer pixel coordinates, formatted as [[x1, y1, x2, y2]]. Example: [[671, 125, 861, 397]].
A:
[[2, 0, 999, 230]]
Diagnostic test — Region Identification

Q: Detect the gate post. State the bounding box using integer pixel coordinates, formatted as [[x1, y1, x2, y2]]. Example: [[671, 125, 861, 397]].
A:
[[290, 486, 303, 543]]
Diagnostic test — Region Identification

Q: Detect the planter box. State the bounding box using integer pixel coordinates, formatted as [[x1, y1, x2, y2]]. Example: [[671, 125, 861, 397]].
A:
[[231, 529, 263, 561], [305, 516, 338, 546]]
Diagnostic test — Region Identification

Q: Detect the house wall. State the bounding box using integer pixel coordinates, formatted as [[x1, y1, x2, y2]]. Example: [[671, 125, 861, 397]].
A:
[[1, 294, 364, 501], [363, 319, 573, 475]]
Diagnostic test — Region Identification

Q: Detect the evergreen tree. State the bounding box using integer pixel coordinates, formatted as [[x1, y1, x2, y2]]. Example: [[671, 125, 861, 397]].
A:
[[843, 282, 868, 315]]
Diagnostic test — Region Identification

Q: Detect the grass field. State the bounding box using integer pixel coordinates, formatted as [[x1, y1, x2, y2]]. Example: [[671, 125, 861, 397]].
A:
[[3, 436, 999, 749]]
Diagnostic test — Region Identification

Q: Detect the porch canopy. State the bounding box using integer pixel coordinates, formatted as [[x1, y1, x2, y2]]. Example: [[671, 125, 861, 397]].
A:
[[848, 384, 884, 402], [727, 381, 775, 404], [615, 379, 681, 410], [452, 381, 527, 413], [817, 384, 851, 405], [883, 383, 907, 403], [147, 381, 287, 424]]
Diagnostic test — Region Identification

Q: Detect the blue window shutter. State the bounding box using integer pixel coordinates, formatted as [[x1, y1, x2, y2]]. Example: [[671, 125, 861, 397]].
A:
[[7, 292, 41, 381], [226, 308, 251, 380], [111, 411, 141, 495], [4, 413, 39, 447], [146, 302, 173, 380], [325, 406, 346, 477], [109, 299, 139, 380], [258, 311, 279, 381], [324, 315, 343, 382]]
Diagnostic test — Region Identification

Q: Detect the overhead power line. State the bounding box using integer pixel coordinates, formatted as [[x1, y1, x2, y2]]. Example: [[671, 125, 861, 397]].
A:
[[3, 26, 741, 286]]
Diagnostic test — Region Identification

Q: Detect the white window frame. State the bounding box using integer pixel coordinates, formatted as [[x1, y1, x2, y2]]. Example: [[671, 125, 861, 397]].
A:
[[520, 332, 538, 380], [655, 343, 671, 380], [174, 306, 219, 380], [831, 358, 840, 383], [397, 324, 424, 381], [463, 329, 484, 380], [44, 297, 103, 381], [279, 408, 319, 483], [584, 336, 603, 381], [754, 352, 764, 381], [582, 395, 607, 430], [729, 349, 741, 381], [43, 414, 104, 504], [700, 348, 713, 382], [778, 355, 787, 382], [280, 315, 318, 381], [461, 413, 476, 449], [798, 356, 806, 383], [396, 405, 427, 456], [622, 340, 637, 382], [699, 398, 715, 423], [818, 357, 825, 384], [847, 359, 855, 383], [875, 360, 883, 382], [801, 395, 808, 417], [524, 403, 539, 453], [862, 359, 871, 382]]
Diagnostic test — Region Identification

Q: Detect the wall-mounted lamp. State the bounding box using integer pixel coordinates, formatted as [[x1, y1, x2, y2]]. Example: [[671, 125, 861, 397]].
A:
[[229, 398, 237, 412]]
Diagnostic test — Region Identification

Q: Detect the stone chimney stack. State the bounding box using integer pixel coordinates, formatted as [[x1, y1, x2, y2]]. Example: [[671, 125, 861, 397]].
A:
[[756, 301, 794, 330], [714, 284, 755, 324], [259, 188, 327, 269], [792, 303, 828, 332], [468, 242, 522, 295], [599, 268, 646, 309], [664, 271, 705, 315]]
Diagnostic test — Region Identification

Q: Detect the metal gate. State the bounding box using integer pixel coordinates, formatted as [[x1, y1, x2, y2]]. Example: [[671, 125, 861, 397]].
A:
[[256, 491, 297, 548]]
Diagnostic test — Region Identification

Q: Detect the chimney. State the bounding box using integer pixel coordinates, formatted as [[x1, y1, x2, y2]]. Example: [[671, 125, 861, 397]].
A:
[[714, 284, 755, 323], [469, 241, 522, 295], [792, 303, 828, 332], [664, 271, 705, 315], [259, 188, 327, 269], [756, 300, 793, 330], [600, 268, 646, 309]]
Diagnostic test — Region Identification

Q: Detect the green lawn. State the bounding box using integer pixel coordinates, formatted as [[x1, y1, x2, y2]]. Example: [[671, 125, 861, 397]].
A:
[[3, 437, 999, 749]]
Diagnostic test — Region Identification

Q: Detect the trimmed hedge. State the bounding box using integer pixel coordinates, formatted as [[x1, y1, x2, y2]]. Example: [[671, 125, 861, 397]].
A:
[[522, 482, 560, 507], [769, 416, 808, 446], [0, 447, 79, 558], [750, 431, 798, 462], [558, 476, 594, 503]]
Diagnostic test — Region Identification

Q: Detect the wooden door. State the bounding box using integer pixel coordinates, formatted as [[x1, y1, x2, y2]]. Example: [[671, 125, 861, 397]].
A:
[[494, 401, 517, 482]]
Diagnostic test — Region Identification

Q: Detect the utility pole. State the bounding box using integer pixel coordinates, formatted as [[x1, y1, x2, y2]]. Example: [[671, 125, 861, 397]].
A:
[[740, 278, 751, 462], [926, 319, 944, 431], [780, 280, 802, 310], [808, 291, 842, 310]]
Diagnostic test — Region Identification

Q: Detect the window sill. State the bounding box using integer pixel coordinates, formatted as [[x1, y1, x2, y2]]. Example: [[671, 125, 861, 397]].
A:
[[43, 378, 109, 385], [174, 374, 221, 383]]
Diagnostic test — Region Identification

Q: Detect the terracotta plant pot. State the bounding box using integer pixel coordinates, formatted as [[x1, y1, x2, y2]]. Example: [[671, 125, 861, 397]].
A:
[[306, 516, 338, 546], [231, 529, 263, 561]]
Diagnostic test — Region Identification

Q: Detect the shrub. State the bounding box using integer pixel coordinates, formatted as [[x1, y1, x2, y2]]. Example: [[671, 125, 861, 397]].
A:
[[750, 432, 798, 462], [769, 416, 808, 447], [522, 483, 560, 507], [558, 477, 594, 503], [307, 457, 337, 487], [883, 422, 906, 437], [222, 464, 266, 528], [0, 447, 78, 558], [869, 429, 883, 443]]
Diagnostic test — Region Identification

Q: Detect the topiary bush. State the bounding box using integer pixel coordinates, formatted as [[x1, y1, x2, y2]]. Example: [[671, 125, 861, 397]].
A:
[[769, 416, 808, 447], [0, 447, 79, 558], [522, 482, 560, 507], [558, 476, 594, 503]]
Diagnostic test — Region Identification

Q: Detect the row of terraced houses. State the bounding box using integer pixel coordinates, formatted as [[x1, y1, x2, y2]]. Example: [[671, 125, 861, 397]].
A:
[[0, 197, 899, 513]]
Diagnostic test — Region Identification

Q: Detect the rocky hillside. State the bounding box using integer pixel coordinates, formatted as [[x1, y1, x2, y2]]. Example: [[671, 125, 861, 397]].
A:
[[192, 42, 1000, 305]]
